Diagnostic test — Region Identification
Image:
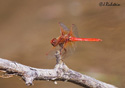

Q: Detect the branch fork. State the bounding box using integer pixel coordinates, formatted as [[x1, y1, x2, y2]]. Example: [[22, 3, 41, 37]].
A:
[[0, 50, 117, 88]]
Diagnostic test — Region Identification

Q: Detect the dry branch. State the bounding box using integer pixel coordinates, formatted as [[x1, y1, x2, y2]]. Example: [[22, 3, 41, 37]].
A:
[[0, 51, 117, 88]]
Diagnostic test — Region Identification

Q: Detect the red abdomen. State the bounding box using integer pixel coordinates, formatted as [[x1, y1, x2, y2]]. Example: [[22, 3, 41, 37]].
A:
[[70, 37, 102, 42]]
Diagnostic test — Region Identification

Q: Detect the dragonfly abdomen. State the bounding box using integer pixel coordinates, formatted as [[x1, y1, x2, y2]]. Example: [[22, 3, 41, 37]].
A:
[[70, 37, 102, 42]]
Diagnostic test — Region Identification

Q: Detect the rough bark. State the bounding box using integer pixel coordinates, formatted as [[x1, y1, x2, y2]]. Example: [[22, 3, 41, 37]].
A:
[[0, 51, 117, 88]]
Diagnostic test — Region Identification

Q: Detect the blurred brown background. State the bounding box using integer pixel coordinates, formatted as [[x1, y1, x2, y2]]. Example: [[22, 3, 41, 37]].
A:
[[0, 0, 124, 88]]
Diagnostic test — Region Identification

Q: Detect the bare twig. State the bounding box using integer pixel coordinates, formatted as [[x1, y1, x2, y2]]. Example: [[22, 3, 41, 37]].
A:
[[0, 51, 117, 88]]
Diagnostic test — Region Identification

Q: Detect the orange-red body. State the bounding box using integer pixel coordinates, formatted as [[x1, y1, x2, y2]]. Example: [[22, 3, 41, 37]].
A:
[[48, 22, 102, 56], [51, 32, 102, 48]]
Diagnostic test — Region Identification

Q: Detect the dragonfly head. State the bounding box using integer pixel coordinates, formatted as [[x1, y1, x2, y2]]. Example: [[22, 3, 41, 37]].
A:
[[50, 38, 57, 47]]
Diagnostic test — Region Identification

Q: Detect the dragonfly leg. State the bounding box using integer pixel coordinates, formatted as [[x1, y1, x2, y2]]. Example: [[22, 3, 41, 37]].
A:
[[59, 42, 67, 57]]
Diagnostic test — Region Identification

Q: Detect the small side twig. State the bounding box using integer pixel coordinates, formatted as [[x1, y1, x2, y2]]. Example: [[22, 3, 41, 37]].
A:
[[0, 51, 117, 88]]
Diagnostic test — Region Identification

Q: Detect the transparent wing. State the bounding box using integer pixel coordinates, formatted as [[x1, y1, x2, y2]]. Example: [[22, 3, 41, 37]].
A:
[[71, 24, 79, 38], [46, 46, 61, 59], [58, 22, 70, 32], [58, 22, 70, 35], [46, 41, 76, 59], [62, 41, 77, 59], [58, 22, 79, 38]]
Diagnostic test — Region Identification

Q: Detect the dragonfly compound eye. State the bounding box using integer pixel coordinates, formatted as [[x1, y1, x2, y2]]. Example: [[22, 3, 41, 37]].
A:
[[50, 38, 57, 46]]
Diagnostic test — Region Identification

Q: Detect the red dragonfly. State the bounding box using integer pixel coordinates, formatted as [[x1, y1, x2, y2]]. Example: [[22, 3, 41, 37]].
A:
[[47, 22, 102, 58]]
